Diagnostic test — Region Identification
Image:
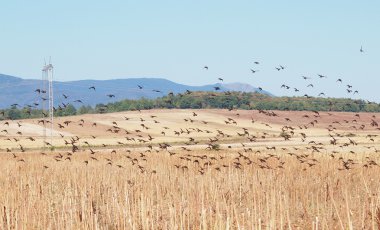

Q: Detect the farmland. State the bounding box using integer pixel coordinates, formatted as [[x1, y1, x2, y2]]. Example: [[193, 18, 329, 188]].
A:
[[0, 109, 380, 229]]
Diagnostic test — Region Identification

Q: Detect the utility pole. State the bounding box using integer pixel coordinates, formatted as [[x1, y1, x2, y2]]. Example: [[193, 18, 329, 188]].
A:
[[42, 61, 54, 149]]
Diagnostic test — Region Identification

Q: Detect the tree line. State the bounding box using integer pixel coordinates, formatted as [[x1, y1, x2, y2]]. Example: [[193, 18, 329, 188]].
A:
[[1, 92, 379, 120]]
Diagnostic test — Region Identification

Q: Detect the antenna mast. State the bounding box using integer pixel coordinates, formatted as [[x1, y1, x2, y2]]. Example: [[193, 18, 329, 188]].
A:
[[42, 61, 54, 149]]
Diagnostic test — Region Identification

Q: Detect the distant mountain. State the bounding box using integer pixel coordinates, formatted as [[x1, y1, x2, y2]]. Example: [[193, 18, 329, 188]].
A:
[[0, 73, 273, 109]]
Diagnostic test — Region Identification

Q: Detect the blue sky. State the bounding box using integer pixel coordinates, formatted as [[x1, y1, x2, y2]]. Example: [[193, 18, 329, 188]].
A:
[[0, 1, 379, 101]]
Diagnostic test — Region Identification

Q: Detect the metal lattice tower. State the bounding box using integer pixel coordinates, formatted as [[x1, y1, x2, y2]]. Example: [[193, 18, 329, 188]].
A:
[[42, 61, 54, 149]]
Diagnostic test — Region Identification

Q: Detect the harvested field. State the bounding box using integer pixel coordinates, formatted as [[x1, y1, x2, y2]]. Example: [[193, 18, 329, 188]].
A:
[[0, 109, 380, 229]]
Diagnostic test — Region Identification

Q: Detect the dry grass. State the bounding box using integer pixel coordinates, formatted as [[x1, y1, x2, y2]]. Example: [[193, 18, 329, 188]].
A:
[[0, 149, 380, 229], [1, 109, 380, 229]]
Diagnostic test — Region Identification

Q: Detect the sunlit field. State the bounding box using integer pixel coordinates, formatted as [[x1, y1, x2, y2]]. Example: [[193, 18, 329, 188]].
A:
[[1, 109, 380, 229], [1, 149, 380, 229]]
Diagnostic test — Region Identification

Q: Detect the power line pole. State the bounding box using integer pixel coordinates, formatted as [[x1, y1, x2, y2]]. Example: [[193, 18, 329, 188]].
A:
[[41, 63, 47, 149], [42, 61, 54, 149]]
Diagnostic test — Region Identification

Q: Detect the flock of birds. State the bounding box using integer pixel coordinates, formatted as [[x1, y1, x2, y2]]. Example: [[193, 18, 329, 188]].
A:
[[0, 107, 379, 173], [5, 46, 370, 111], [1, 46, 379, 173]]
